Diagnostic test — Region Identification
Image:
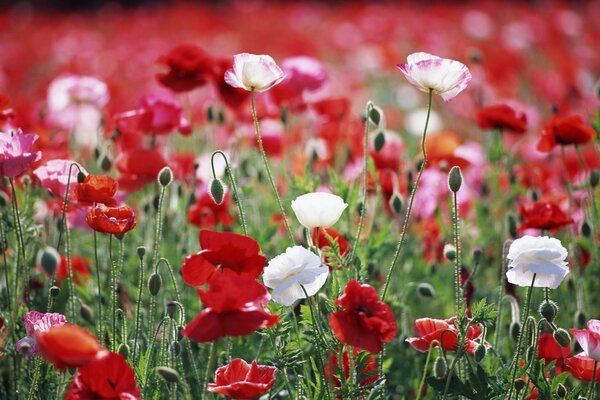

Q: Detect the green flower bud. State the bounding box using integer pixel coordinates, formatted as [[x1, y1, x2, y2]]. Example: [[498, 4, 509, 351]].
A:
[[50, 286, 60, 298], [444, 244, 457, 262], [137, 246, 146, 258], [100, 155, 112, 171], [79, 303, 95, 324], [510, 321, 521, 342], [554, 328, 571, 348], [77, 171, 87, 183], [472, 248, 483, 266], [590, 169, 600, 188], [38, 246, 61, 277], [417, 283, 435, 298], [156, 366, 180, 384], [374, 131, 385, 152], [158, 167, 173, 187], [166, 301, 178, 318], [581, 220, 592, 238], [170, 341, 181, 357], [0, 191, 9, 208], [575, 310, 587, 329], [556, 383, 567, 398], [148, 273, 162, 296], [448, 166, 463, 193], [508, 216, 518, 239], [209, 178, 225, 205], [389, 193, 403, 215], [514, 379, 526, 392], [539, 300, 559, 323], [368, 106, 381, 125], [206, 105, 214, 122], [433, 356, 447, 379], [118, 343, 130, 358]]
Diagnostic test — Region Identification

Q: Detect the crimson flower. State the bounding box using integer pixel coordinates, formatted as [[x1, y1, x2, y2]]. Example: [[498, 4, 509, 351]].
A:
[[475, 104, 527, 134], [312, 228, 349, 270], [406, 317, 482, 354], [115, 148, 168, 192], [74, 175, 118, 206], [324, 348, 379, 388], [156, 44, 214, 92], [537, 115, 596, 152], [187, 191, 235, 229], [565, 353, 600, 382], [57, 256, 91, 285], [66, 351, 141, 399], [0, 93, 15, 124], [86, 205, 137, 235], [181, 230, 266, 287], [537, 332, 570, 373], [518, 201, 572, 232], [207, 358, 276, 400], [329, 280, 397, 354], [182, 273, 278, 342], [36, 324, 101, 370]]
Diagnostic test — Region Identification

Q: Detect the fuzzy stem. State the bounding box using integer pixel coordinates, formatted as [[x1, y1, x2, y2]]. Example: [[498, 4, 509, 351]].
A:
[[452, 190, 463, 315], [148, 183, 167, 340], [93, 231, 103, 341], [133, 248, 145, 364], [416, 341, 437, 400], [211, 150, 247, 235]]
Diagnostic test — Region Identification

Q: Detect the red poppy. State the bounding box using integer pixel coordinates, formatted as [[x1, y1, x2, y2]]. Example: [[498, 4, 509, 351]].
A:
[[65, 351, 141, 399], [115, 148, 168, 192], [475, 104, 527, 134], [187, 191, 235, 229], [406, 317, 482, 354], [0, 93, 15, 124], [36, 324, 101, 370], [86, 205, 137, 235], [207, 358, 276, 400], [311, 98, 350, 122], [329, 279, 397, 354], [74, 175, 118, 206], [537, 115, 596, 152], [537, 332, 570, 374], [182, 273, 278, 343], [56, 256, 91, 285], [312, 228, 350, 270], [565, 353, 600, 382], [324, 348, 379, 388], [212, 59, 250, 112], [181, 230, 266, 287], [156, 44, 214, 92], [517, 201, 572, 232]]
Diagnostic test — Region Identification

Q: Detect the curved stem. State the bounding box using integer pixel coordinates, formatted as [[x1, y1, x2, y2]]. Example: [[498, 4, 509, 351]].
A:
[[250, 89, 295, 244], [381, 89, 433, 302], [211, 150, 247, 235]]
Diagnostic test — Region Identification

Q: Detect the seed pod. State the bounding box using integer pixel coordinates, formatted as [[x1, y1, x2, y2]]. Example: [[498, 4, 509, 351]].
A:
[[148, 273, 162, 296], [417, 283, 435, 298], [433, 356, 447, 379], [554, 328, 571, 348], [166, 301, 178, 318], [448, 166, 463, 193], [539, 300, 559, 323], [156, 366, 180, 384], [510, 321, 521, 342], [137, 246, 146, 258], [209, 178, 225, 205], [118, 343, 130, 358], [158, 167, 173, 187], [374, 131, 385, 152]]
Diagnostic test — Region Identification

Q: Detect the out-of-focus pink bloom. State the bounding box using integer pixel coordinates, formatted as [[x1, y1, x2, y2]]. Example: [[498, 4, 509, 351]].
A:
[[33, 159, 87, 199], [271, 56, 328, 108], [571, 320, 600, 361], [0, 130, 41, 177], [397, 52, 471, 102], [114, 95, 190, 136], [15, 311, 67, 356], [225, 53, 286, 93]]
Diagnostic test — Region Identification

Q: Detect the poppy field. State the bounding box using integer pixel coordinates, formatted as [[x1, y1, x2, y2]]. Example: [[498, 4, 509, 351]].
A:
[[1, 1, 600, 399]]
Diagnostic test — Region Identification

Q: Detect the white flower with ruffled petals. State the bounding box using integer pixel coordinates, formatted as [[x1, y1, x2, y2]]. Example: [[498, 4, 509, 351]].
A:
[[506, 235, 569, 289], [291, 192, 348, 229], [263, 246, 329, 306], [224, 53, 286, 92]]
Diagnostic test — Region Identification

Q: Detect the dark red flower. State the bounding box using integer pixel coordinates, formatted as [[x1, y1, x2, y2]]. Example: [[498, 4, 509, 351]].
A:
[[329, 279, 397, 354], [86, 205, 137, 235], [36, 324, 101, 371], [74, 175, 118, 207], [182, 273, 278, 343], [460, 267, 475, 309], [518, 201, 572, 232], [406, 317, 482, 354], [207, 358, 276, 400], [475, 104, 527, 134], [65, 351, 141, 399], [324, 348, 379, 388], [212, 59, 250, 112], [181, 230, 266, 287], [312, 228, 349, 270], [537, 332, 570, 374], [115, 148, 168, 192], [156, 44, 214, 92], [565, 352, 600, 382], [537, 115, 596, 152], [187, 191, 235, 229]]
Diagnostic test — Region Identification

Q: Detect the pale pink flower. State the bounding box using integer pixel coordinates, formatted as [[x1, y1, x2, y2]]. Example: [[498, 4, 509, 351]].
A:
[[33, 159, 87, 199], [397, 52, 471, 102], [15, 311, 67, 356], [0, 130, 42, 177], [571, 320, 600, 361], [225, 53, 286, 92]]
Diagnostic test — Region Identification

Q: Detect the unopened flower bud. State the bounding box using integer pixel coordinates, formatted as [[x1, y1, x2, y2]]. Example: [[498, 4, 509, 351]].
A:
[[166, 301, 178, 318], [515, 379, 526, 392], [553, 328, 571, 348], [531, 190, 540, 202], [374, 131, 385, 152], [556, 383, 568, 398], [448, 166, 463, 193], [99, 154, 112, 171], [417, 283, 435, 298], [368, 106, 381, 125], [38, 247, 61, 277], [50, 286, 60, 297], [590, 169, 600, 188], [475, 344, 486, 362], [156, 366, 180, 384], [539, 300, 559, 323], [77, 171, 87, 183], [510, 321, 521, 342], [433, 356, 447, 379], [0, 192, 9, 208], [444, 244, 457, 262], [389, 193, 403, 215], [137, 246, 146, 258], [472, 248, 483, 266], [575, 310, 587, 329], [209, 178, 225, 205], [148, 273, 162, 296], [581, 220, 592, 238], [118, 343, 130, 358], [158, 167, 173, 187], [79, 303, 95, 324]]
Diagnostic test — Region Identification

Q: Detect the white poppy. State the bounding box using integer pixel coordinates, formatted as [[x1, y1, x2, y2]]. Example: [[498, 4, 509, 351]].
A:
[[291, 192, 348, 229], [224, 53, 286, 92]]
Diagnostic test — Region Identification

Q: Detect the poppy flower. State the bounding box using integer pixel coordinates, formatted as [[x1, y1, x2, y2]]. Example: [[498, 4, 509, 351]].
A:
[[182, 273, 278, 343], [86, 205, 137, 235], [324, 348, 379, 388], [181, 230, 266, 287], [397, 52, 471, 102], [187, 191, 235, 229], [14, 311, 67, 356], [225, 53, 286, 93], [207, 358, 276, 400], [565, 353, 600, 382], [537, 115, 596, 152], [291, 192, 348, 229], [0, 130, 42, 178], [211, 58, 250, 112], [475, 104, 527, 134], [312, 227, 350, 269], [74, 175, 118, 206], [518, 201, 572, 232], [114, 95, 190, 137], [156, 44, 214, 92], [65, 351, 141, 399], [329, 279, 397, 354], [537, 332, 570, 373], [571, 320, 600, 361], [406, 317, 482, 354], [33, 159, 87, 199], [115, 148, 168, 192], [36, 324, 101, 370], [56, 255, 91, 285]]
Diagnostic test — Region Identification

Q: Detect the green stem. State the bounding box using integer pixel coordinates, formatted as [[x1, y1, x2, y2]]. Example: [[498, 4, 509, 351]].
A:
[[93, 231, 103, 342], [9, 178, 25, 305], [494, 240, 512, 349], [250, 89, 295, 244], [416, 342, 437, 400], [443, 349, 463, 399], [211, 150, 247, 235], [133, 248, 145, 364], [26, 358, 43, 400], [381, 88, 433, 302], [148, 183, 167, 340], [452, 190, 463, 315], [202, 341, 218, 400], [590, 360, 598, 400]]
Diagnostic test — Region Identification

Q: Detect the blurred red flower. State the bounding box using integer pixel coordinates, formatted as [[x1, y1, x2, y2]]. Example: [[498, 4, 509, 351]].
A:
[[0, 93, 15, 125], [86, 205, 137, 235], [36, 324, 101, 370], [565, 353, 600, 381], [537, 115, 596, 152], [115, 148, 168, 192], [324, 348, 379, 388], [311, 228, 349, 269], [66, 351, 140, 399], [329, 279, 397, 354], [207, 358, 276, 400], [156, 44, 214, 92], [537, 332, 570, 374], [518, 201, 572, 232], [56, 256, 91, 286], [212, 58, 251, 112], [406, 317, 482, 354], [182, 273, 278, 342], [74, 175, 118, 207], [187, 191, 235, 229], [181, 230, 266, 287], [475, 104, 527, 134]]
